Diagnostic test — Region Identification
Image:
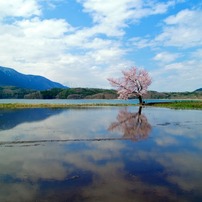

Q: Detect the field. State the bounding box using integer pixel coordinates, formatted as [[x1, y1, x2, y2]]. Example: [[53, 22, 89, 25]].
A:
[[146, 100, 202, 109], [0, 100, 202, 109]]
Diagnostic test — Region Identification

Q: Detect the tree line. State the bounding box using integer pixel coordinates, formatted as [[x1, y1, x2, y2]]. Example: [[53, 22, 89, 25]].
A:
[[0, 86, 201, 100], [0, 86, 117, 99]]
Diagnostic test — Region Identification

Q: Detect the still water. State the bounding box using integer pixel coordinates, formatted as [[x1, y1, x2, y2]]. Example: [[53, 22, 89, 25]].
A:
[[0, 106, 202, 202], [0, 98, 176, 105]]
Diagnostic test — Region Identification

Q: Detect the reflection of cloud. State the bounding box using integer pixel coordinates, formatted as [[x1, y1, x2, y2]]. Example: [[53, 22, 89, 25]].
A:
[[0, 107, 202, 201], [108, 107, 152, 141], [1, 140, 198, 202], [155, 136, 178, 146], [0, 108, 120, 142], [156, 152, 202, 192], [0, 183, 38, 202]]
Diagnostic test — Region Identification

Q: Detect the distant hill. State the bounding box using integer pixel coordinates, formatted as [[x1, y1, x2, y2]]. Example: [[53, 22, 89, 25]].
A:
[[195, 88, 202, 92], [0, 66, 67, 90], [143, 90, 202, 100], [0, 86, 202, 99]]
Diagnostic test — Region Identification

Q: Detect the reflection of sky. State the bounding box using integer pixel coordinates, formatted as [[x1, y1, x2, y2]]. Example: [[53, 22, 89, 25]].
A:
[[0, 107, 121, 141], [0, 107, 202, 201]]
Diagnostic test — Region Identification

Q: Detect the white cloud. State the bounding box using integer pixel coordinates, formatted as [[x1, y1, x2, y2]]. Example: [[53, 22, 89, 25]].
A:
[[0, 0, 41, 20], [155, 9, 202, 48], [131, 9, 202, 50], [0, 0, 200, 90], [78, 0, 178, 37], [50, 51, 131, 88], [0, 17, 74, 72], [17, 18, 74, 38], [153, 51, 180, 63], [0, 0, 133, 87], [131, 8, 202, 91], [129, 37, 156, 49], [150, 59, 202, 91]]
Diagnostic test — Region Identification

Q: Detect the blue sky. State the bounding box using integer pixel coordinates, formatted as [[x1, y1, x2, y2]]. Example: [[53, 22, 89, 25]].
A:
[[0, 0, 201, 92]]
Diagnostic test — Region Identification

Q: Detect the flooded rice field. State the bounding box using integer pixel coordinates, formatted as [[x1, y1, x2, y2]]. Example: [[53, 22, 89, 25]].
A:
[[0, 106, 202, 202]]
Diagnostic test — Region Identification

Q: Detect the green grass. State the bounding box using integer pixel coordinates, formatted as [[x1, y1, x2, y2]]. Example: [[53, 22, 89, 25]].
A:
[[0, 100, 201, 109], [0, 103, 134, 109], [146, 100, 202, 109]]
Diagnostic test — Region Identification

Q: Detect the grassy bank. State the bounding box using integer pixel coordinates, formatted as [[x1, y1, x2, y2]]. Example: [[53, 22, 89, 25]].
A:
[[146, 100, 202, 109], [0, 100, 201, 109], [0, 103, 134, 109]]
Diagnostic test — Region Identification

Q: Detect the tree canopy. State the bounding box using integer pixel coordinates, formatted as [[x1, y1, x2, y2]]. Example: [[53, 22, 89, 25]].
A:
[[108, 67, 152, 104]]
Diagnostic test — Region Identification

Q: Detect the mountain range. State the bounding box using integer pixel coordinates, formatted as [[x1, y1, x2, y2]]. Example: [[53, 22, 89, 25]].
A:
[[0, 66, 67, 90]]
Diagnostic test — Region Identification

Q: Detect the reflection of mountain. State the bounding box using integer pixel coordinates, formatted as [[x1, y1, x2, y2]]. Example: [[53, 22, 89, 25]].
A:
[[108, 107, 151, 141], [0, 108, 64, 130]]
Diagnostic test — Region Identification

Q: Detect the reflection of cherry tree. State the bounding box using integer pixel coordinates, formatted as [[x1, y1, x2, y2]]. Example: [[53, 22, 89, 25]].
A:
[[108, 107, 151, 141]]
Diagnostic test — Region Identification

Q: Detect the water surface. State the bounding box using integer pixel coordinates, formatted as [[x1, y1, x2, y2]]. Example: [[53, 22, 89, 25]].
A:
[[0, 98, 176, 105], [0, 106, 202, 202]]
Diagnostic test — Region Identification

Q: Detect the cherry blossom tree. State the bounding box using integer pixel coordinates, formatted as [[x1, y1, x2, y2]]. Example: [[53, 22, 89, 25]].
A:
[[108, 67, 152, 105]]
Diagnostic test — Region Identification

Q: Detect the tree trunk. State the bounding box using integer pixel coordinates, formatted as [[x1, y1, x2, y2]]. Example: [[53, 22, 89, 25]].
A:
[[138, 106, 142, 115], [138, 95, 143, 105]]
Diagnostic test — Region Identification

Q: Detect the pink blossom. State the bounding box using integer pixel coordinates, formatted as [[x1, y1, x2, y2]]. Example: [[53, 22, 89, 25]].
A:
[[108, 67, 152, 104]]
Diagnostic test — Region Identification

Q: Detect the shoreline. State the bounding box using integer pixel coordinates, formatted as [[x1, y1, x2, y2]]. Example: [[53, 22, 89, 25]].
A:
[[0, 100, 202, 109]]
